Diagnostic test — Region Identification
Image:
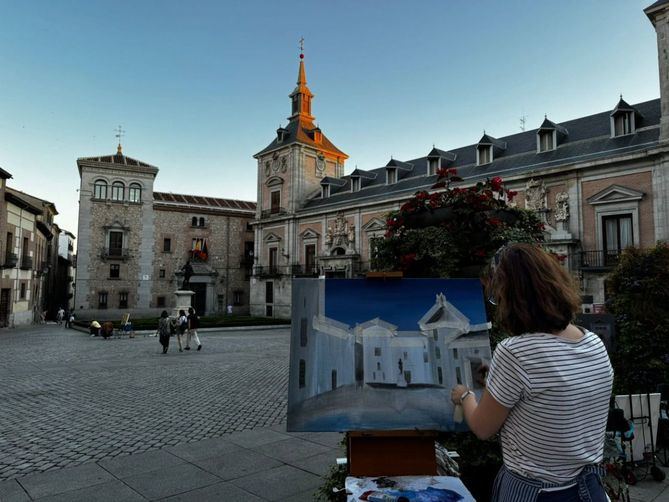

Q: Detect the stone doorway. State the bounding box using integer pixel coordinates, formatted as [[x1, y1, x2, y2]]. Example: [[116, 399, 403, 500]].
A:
[[191, 283, 207, 316]]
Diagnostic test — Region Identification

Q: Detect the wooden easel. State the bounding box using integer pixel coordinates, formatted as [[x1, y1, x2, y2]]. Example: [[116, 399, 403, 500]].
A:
[[346, 273, 438, 477]]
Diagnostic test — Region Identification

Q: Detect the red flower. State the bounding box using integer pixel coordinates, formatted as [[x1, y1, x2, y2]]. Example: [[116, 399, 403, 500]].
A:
[[506, 190, 518, 201], [487, 217, 503, 227], [490, 176, 503, 191]]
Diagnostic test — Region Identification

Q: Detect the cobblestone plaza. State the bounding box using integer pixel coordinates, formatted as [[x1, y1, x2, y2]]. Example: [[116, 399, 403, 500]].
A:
[[0, 325, 289, 481]]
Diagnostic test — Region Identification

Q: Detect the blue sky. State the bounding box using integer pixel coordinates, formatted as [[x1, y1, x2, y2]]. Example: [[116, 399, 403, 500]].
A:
[[0, 1, 660, 236]]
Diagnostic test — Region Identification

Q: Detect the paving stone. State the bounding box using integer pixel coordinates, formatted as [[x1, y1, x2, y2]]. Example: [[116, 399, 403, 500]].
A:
[[159, 481, 265, 501], [18, 463, 114, 499], [226, 429, 292, 449], [166, 438, 242, 462], [122, 462, 220, 500], [0, 479, 30, 502], [284, 449, 341, 477], [192, 448, 283, 481], [252, 438, 331, 464], [33, 479, 145, 501], [230, 464, 322, 501], [98, 449, 186, 478]]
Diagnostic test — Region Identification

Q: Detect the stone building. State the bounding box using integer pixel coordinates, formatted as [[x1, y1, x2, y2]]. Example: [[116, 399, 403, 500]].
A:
[[251, 1, 669, 318], [56, 230, 76, 312], [74, 146, 255, 320]]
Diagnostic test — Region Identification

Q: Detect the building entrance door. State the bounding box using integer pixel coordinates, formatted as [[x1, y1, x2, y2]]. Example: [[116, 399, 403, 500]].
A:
[[191, 283, 207, 316], [0, 289, 10, 327]]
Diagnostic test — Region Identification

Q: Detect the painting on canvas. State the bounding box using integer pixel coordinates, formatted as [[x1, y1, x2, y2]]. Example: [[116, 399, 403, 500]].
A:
[[287, 278, 492, 432]]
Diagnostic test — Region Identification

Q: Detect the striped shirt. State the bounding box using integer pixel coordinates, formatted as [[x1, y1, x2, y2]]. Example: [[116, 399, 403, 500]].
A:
[[486, 330, 613, 484]]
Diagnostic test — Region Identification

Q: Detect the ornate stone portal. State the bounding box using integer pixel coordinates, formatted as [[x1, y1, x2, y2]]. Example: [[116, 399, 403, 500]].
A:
[[525, 178, 547, 212], [320, 212, 359, 277]]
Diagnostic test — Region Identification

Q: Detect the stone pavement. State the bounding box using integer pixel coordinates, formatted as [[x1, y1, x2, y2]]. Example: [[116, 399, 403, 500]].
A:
[[0, 324, 666, 501]]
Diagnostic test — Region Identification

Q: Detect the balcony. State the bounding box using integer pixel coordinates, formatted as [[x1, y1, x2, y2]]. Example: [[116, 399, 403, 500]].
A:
[[20, 255, 33, 270], [579, 250, 621, 271], [260, 207, 287, 219], [3, 253, 18, 268], [291, 264, 320, 277], [101, 247, 130, 261], [254, 265, 284, 277]]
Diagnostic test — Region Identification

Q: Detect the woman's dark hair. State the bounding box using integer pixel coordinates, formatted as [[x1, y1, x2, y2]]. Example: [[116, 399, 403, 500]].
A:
[[179, 309, 186, 316], [489, 243, 581, 336], [160, 310, 168, 318]]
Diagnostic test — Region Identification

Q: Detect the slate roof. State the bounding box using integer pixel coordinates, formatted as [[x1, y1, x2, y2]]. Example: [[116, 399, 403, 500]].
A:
[[77, 153, 157, 169], [6, 187, 57, 215], [646, 0, 669, 20], [301, 98, 661, 212], [254, 116, 348, 158], [153, 191, 256, 213], [0, 167, 12, 179]]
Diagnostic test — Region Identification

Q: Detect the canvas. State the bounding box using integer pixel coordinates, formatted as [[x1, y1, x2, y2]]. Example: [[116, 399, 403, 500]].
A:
[[287, 278, 493, 432]]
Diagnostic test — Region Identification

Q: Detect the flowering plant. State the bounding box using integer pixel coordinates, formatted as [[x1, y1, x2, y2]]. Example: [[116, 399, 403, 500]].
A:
[[372, 168, 544, 276]]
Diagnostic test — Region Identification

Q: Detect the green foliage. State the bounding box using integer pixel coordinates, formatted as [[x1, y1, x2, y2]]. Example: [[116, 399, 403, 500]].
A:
[[607, 244, 669, 394], [315, 464, 348, 502]]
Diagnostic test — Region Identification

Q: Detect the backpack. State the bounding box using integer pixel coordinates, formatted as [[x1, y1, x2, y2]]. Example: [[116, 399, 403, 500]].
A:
[[179, 317, 188, 334]]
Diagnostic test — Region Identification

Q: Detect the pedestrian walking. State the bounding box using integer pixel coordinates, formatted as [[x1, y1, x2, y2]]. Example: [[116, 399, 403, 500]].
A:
[[186, 307, 202, 351], [177, 309, 188, 352], [157, 311, 170, 354], [56, 307, 64, 325], [64, 309, 71, 328]]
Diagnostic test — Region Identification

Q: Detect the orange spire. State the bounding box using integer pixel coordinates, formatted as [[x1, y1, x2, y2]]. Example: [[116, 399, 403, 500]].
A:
[[289, 39, 314, 121]]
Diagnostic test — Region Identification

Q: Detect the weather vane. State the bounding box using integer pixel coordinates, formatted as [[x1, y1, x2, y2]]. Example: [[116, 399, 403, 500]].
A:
[[114, 125, 125, 154], [299, 36, 304, 53]]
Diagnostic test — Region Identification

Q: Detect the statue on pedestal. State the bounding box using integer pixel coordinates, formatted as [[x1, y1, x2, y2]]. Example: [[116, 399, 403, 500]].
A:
[[180, 260, 193, 290]]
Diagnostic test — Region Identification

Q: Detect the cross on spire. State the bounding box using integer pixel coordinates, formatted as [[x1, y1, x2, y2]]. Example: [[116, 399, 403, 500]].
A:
[[299, 36, 304, 54], [114, 125, 125, 155]]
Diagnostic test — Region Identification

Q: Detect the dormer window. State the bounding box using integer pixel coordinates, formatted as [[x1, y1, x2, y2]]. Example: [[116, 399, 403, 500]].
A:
[[276, 127, 288, 143], [477, 145, 492, 166], [428, 157, 439, 176], [538, 130, 555, 152], [312, 127, 322, 143], [387, 168, 397, 185], [613, 112, 633, 136], [351, 177, 361, 192], [322, 185, 330, 198], [610, 97, 640, 137]]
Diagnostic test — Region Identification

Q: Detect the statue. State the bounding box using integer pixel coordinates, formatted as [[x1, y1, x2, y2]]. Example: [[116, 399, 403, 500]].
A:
[[525, 178, 547, 212], [325, 226, 333, 246], [555, 192, 570, 222], [347, 224, 355, 245], [180, 260, 193, 290]]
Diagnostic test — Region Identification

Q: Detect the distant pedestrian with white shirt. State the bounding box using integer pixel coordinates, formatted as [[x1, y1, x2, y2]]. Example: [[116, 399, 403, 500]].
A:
[[186, 307, 202, 351], [177, 309, 187, 352], [56, 307, 64, 325], [450, 243, 612, 502]]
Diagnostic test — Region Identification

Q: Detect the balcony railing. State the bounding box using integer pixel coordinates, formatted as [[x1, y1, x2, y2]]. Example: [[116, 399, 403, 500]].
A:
[[254, 265, 284, 277], [260, 207, 287, 219], [20, 255, 33, 270], [291, 264, 320, 277], [579, 250, 622, 270], [101, 247, 130, 261], [3, 253, 17, 268]]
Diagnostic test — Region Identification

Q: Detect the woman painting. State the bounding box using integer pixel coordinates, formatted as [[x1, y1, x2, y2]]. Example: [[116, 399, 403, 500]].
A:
[[158, 311, 170, 354], [450, 243, 613, 501]]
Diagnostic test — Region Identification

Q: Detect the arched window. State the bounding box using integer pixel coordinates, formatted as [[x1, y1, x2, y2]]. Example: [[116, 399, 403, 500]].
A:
[[128, 183, 142, 203], [93, 180, 108, 199], [111, 181, 124, 201], [199, 217, 205, 227], [191, 217, 198, 226]]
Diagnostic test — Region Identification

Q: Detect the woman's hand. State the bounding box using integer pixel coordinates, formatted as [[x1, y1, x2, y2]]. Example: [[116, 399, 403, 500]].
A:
[[450, 384, 469, 405]]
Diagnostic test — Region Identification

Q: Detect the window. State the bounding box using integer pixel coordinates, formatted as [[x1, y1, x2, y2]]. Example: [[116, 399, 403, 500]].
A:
[[300, 317, 308, 347], [386, 168, 397, 185], [20, 282, 26, 300], [163, 238, 171, 253], [538, 131, 554, 152], [269, 247, 278, 273], [432, 329, 438, 341], [435, 347, 441, 359], [93, 180, 108, 199], [321, 185, 330, 198], [110, 264, 120, 278], [157, 296, 166, 308], [265, 281, 274, 303], [199, 217, 205, 227], [331, 370, 337, 390], [374, 347, 382, 356], [109, 231, 123, 256], [423, 352, 429, 363], [191, 216, 198, 226], [437, 367, 443, 385], [266, 305, 273, 316], [351, 177, 360, 192], [455, 366, 462, 385], [453, 348, 458, 359], [159, 269, 165, 278], [428, 158, 439, 176], [119, 292, 128, 309], [299, 359, 306, 388], [305, 244, 316, 273], [377, 362, 381, 370], [270, 190, 281, 214], [603, 214, 633, 259], [128, 183, 141, 203], [111, 181, 124, 201], [98, 292, 108, 309], [614, 112, 633, 136], [477, 146, 492, 165], [233, 290, 243, 306]]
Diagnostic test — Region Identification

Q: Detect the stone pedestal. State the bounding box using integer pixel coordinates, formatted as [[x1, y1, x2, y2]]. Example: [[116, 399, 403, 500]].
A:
[[173, 290, 195, 318]]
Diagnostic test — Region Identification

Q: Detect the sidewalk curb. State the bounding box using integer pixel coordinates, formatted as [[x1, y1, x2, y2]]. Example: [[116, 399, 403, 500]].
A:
[[71, 324, 291, 335]]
